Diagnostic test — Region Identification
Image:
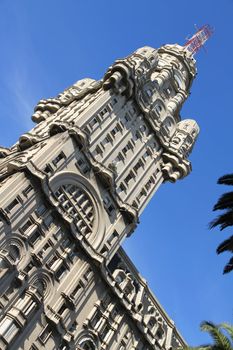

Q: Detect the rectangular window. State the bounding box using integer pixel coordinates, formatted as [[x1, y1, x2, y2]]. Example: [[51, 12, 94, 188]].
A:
[[111, 123, 122, 137], [5, 198, 20, 213], [116, 152, 124, 163], [47, 254, 59, 269], [83, 267, 92, 282], [133, 159, 143, 173], [52, 152, 66, 167], [125, 171, 134, 186], [89, 116, 99, 128], [75, 158, 90, 175], [44, 164, 53, 175], [57, 303, 67, 316], [56, 264, 66, 280], [108, 230, 118, 245], [124, 113, 131, 123], [54, 229, 63, 241], [38, 325, 51, 344], [118, 183, 126, 193], [29, 230, 41, 246], [94, 145, 103, 156], [71, 283, 81, 299], [21, 219, 33, 234], [23, 184, 33, 197], [44, 215, 54, 229], [99, 107, 108, 117], [83, 125, 91, 135], [135, 130, 141, 140]]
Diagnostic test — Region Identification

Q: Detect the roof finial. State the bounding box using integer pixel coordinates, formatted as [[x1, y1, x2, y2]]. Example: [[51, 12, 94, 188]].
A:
[[184, 24, 214, 55]]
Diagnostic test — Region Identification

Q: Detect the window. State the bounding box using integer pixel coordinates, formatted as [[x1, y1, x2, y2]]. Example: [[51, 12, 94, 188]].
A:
[[133, 160, 143, 173], [108, 230, 118, 245], [99, 107, 108, 117], [139, 124, 147, 133], [52, 152, 66, 167], [47, 254, 60, 270], [56, 264, 67, 280], [115, 152, 124, 163], [89, 116, 99, 128], [144, 149, 152, 159], [36, 204, 47, 216], [23, 184, 33, 197], [118, 183, 126, 193], [71, 283, 81, 299], [100, 324, 110, 341], [29, 230, 41, 246], [57, 303, 67, 316], [79, 340, 95, 350], [83, 267, 92, 281], [135, 130, 141, 140], [21, 219, 33, 234], [146, 89, 153, 97], [75, 158, 90, 175], [91, 309, 102, 328], [111, 124, 122, 137], [125, 171, 134, 186], [44, 164, 53, 175], [103, 196, 115, 215], [5, 197, 20, 213], [122, 142, 133, 156], [83, 125, 91, 135], [94, 145, 103, 156], [102, 134, 112, 146], [54, 183, 95, 236], [124, 113, 131, 123], [38, 325, 52, 344], [154, 103, 163, 115], [44, 215, 54, 229]]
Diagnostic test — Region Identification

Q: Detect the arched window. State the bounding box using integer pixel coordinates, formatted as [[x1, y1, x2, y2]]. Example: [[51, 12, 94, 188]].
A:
[[54, 184, 95, 236], [79, 339, 95, 350]]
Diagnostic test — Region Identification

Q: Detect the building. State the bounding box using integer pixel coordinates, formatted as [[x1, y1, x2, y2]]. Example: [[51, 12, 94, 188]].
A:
[[0, 41, 200, 350]]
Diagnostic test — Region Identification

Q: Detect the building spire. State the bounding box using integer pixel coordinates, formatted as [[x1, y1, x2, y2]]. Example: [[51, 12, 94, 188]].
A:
[[184, 24, 213, 55]]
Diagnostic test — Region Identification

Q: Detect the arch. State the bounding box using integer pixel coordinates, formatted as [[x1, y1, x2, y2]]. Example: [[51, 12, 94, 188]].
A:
[[0, 234, 27, 266], [76, 330, 99, 350], [49, 171, 106, 249], [28, 269, 54, 300]]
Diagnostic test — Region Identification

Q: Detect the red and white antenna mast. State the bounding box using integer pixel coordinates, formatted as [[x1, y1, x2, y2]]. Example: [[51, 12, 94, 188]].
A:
[[184, 24, 214, 55]]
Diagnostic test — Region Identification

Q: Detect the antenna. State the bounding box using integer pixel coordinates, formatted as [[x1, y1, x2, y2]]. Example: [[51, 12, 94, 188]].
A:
[[184, 24, 214, 55]]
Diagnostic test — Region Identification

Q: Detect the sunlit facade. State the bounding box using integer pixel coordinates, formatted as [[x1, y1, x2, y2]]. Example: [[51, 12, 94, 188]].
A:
[[0, 43, 199, 349]]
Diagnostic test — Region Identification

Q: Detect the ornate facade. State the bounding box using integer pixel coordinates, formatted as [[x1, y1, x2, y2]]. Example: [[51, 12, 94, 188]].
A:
[[0, 43, 199, 349]]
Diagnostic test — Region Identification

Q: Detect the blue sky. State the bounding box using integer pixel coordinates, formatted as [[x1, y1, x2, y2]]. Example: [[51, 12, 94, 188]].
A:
[[0, 0, 232, 346]]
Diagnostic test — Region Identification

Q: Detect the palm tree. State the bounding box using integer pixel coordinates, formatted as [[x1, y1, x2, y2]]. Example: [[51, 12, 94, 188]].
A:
[[183, 321, 233, 350], [210, 174, 233, 274]]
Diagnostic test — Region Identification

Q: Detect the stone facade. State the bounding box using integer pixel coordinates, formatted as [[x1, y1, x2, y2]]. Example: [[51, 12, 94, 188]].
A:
[[0, 43, 199, 349]]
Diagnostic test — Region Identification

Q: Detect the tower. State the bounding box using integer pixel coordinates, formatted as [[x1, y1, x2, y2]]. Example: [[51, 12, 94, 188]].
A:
[[0, 29, 210, 350]]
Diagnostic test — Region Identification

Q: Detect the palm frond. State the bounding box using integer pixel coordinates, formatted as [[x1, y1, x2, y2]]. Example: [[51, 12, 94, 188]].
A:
[[209, 210, 233, 230], [200, 321, 232, 350], [220, 323, 233, 344], [218, 174, 233, 186], [217, 236, 233, 254], [213, 192, 233, 211], [223, 256, 233, 274]]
